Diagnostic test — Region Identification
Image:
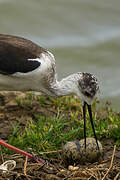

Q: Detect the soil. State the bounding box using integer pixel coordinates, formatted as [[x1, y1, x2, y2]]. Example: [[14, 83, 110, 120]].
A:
[[0, 92, 120, 180]]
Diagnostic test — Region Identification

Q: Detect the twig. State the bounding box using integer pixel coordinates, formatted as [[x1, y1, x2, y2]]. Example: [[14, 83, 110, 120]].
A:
[[97, 169, 102, 180], [102, 145, 116, 180], [0, 147, 4, 163], [5, 170, 33, 178], [24, 156, 31, 180], [24, 156, 28, 176], [87, 169, 99, 180], [39, 150, 62, 155], [114, 172, 120, 180], [26, 162, 45, 172]]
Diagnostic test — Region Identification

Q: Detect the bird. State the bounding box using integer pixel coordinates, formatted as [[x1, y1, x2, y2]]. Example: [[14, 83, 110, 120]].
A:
[[0, 34, 99, 150]]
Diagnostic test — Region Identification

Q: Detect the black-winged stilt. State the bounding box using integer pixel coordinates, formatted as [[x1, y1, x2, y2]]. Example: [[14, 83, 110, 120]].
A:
[[0, 34, 99, 152]]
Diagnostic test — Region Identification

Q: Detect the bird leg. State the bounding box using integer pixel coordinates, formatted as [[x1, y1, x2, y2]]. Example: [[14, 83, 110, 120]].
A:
[[83, 101, 87, 149], [0, 139, 55, 168], [87, 104, 99, 150]]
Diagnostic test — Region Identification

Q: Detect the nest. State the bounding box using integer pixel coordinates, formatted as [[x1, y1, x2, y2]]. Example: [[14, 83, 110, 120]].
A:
[[0, 145, 120, 180]]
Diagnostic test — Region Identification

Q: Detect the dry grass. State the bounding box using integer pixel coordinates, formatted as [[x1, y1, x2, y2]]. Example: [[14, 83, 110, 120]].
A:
[[0, 145, 120, 179], [0, 92, 120, 179]]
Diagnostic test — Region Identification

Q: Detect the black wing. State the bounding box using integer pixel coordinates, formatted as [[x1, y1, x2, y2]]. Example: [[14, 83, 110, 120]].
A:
[[0, 34, 46, 75]]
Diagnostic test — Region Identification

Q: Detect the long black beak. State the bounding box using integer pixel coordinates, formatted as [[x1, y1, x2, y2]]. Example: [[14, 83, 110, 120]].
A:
[[83, 101, 99, 150]]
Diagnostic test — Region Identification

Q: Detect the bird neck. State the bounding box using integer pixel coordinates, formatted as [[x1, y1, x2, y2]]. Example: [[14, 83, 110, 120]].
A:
[[50, 74, 80, 97]]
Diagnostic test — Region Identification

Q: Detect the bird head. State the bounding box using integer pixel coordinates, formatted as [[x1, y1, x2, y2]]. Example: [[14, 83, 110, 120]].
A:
[[76, 72, 99, 105]]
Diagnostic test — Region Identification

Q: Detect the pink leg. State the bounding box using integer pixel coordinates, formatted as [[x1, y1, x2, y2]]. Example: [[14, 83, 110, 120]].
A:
[[0, 139, 55, 167]]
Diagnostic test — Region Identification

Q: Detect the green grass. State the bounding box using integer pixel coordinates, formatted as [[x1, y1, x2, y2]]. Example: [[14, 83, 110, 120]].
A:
[[2, 94, 120, 155]]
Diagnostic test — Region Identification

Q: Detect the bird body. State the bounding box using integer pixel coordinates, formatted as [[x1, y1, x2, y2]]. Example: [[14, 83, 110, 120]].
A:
[[0, 34, 98, 103], [0, 34, 56, 94], [0, 34, 99, 149], [0, 52, 55, 93]]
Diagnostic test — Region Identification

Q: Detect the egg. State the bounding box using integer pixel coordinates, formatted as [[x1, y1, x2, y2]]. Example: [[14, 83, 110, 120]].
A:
[[79, 138, 103, 163], [62, 140, 82, 165], [62, 138, 103, 165]]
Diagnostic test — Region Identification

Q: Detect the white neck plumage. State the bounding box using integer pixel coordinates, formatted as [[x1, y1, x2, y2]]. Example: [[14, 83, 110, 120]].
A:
[[49, 73, 81, 97]]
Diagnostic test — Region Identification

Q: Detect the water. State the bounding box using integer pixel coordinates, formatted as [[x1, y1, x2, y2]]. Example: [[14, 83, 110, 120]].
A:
[[0, 0, 120, 110]]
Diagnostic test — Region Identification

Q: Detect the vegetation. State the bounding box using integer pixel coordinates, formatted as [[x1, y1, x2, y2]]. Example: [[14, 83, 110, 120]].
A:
[[2, 93, 120, 157]]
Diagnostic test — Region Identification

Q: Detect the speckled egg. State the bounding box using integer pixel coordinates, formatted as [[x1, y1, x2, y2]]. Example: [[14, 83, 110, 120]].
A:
[[79, 138, 103, 163], [62, 138, 103, 165], [62, 140, 82, 165]]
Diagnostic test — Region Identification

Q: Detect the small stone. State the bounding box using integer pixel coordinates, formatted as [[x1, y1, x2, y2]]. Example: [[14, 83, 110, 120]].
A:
[[68, 165, 79, 171]]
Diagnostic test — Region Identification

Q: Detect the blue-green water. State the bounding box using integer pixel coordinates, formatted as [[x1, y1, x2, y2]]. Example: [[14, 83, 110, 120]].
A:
[[0, 0, 120, 110]]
